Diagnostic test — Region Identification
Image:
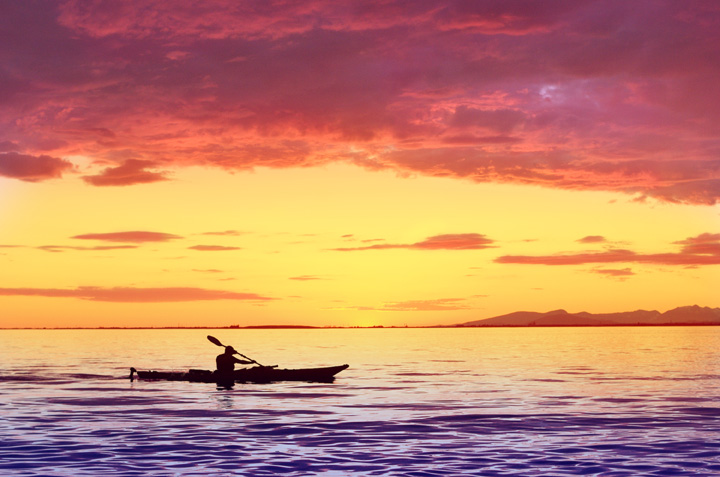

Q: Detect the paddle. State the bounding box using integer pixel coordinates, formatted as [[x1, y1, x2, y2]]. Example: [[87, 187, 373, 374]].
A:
[[207, 335, 265, 367]]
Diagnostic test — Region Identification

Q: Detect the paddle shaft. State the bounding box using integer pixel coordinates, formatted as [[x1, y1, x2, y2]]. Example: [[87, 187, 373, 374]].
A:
[[206, 335, 264, 367]]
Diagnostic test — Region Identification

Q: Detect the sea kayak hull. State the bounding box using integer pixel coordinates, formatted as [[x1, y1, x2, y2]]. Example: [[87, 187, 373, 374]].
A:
[[130, 364, 349, 384]]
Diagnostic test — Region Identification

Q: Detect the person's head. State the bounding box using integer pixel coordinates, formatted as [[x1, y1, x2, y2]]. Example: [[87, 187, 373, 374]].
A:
[[225, 346, 237, 355]]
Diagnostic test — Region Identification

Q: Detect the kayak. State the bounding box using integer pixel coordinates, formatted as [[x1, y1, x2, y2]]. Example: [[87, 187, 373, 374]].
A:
[[129, 364, 349, 384]]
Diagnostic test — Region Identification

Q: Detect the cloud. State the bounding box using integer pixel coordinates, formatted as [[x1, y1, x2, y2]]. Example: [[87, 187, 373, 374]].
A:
[[0, 141, 20, 152], [412, 234, 495, 250], [449, 106, 526, 133], [188, 245, 242, 251], [201, 230, 244, 236], [38, 245, 138, 253], [82, 159, 170, 186], [441, 135, 521, 145], [0, 286, 273, 302], [2, 1, 720, 203], [590, 268, 635, 277], [72, 231, 182, 242], [577, 236, 606, 244], [333, 233, 494, 251], [673, 233, 720, 254], [674, 233, 720, 245], [496, 233, 720, 266], [289, 275, 323, 281], [0, 152, 74, 182]]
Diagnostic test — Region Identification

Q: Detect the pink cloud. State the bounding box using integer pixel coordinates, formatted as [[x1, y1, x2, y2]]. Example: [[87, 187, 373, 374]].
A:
[[0, 152, 74, 182], [412, 234, 495, 250], [0, 286, 273, 302], [441, 135, 521, 145], [496, 233, 720, 266], [82, 159, 170, 186], [333, 233, 494, 251], [0, 141, 20, 152], [449, 106, 527, 134], [674, 233, 720, 245], [591, 268, 635, 277], [188, 245, 242, 251], [679, 243, 720, 256], [72, 231, 182, 242], [2, 1, 719, 203], [577, 236, 606, 244], [38, 245, 138, 253]]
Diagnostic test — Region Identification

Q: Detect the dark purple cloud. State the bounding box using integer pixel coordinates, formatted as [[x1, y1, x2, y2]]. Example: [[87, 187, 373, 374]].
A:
[[1, 1, 719, 203]]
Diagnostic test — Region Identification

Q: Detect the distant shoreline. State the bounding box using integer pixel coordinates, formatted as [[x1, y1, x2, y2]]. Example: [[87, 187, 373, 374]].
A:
[[5, 305, 717, 330], [2, 323, 720, 330]]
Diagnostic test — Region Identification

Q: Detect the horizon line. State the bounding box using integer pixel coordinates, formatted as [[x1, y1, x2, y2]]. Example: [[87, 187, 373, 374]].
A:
[[3, 323, 720, 330]]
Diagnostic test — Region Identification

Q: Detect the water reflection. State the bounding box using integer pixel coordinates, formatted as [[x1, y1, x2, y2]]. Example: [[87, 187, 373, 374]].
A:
[[214, 392, 236, 410]]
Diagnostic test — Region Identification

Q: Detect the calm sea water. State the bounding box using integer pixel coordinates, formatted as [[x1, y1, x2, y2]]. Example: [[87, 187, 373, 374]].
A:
[[1, 327, 719, 476]]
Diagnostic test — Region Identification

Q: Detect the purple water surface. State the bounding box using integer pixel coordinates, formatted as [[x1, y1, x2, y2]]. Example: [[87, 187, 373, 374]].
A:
[[1, 328, 719, 476]]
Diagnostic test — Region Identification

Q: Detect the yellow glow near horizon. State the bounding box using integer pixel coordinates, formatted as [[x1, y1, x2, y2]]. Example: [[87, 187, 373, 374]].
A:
[[0, 165, 719, 328]]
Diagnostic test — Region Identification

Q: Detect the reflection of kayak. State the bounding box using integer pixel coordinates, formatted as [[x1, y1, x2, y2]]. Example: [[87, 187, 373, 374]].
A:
[[129, 364, 349, 384]]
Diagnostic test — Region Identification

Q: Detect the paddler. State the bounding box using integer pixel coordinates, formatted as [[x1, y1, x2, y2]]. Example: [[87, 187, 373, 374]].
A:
[[216, 346, 253, 373]]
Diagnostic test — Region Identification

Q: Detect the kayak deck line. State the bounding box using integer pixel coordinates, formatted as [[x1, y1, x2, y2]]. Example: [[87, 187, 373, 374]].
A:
[[129, 364, 349, 384]]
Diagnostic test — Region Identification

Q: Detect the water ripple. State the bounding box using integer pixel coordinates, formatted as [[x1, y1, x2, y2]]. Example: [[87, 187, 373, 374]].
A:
[[2, 402, 719, 476], [3, 327, 720, 476]]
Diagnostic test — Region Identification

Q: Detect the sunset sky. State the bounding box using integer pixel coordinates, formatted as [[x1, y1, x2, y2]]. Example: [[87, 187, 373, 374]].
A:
[[1, 0, 719, 328]]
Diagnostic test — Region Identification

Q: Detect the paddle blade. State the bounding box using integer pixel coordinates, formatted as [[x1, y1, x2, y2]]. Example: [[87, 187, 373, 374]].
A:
[[207, 335, 224, 347]]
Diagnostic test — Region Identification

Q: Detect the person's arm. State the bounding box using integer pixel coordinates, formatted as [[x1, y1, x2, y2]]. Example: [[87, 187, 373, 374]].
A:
[[233, 356, 253, 365]]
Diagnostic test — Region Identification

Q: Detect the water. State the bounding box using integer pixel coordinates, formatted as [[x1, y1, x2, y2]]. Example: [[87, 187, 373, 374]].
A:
[[1, 327, 719, 476]]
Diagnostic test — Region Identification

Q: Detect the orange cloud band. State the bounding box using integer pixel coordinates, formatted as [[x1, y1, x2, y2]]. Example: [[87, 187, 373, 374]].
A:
[[0, 286, 273, 302]]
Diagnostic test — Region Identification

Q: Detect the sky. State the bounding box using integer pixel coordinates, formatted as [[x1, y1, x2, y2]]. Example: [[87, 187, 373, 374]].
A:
[[1, 0, 719, 328]]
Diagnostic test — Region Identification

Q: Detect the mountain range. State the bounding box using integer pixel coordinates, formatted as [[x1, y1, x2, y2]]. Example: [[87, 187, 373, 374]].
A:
[[457, 305, 720, 327]]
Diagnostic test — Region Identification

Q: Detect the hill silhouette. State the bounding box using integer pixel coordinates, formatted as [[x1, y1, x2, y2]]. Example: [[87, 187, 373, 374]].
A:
[[458, 305, 720, 327]]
